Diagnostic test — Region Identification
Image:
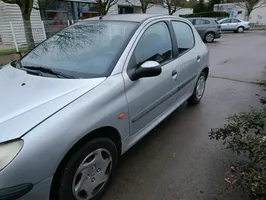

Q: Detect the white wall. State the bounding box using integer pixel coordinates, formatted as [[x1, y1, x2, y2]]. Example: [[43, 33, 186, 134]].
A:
[[0, 0, 45, 46], [250, 6, 266, 24], [213, 1, 266, 24]]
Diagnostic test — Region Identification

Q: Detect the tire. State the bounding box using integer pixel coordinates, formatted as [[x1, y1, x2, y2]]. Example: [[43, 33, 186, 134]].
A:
[[204, 32, 215, 43], [237, 26, 244, 33], [188, 72, 206, 105], [57, 138, 118, 200]]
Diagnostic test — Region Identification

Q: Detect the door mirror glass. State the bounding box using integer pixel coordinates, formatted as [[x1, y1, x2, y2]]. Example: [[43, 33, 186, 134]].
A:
[[135, 61, 161, 79]]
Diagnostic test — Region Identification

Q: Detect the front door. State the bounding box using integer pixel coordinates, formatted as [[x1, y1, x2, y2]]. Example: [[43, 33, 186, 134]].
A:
[[220, 19, 232, 30], [122, 21, 178, 135]]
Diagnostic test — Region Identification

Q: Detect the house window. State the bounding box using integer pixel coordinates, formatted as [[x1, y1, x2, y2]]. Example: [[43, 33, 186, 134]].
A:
[[118, 6, 134, 14]]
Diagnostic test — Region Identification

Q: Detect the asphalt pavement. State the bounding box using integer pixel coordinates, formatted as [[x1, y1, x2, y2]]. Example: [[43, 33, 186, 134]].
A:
[[102, 31, 266, 200]]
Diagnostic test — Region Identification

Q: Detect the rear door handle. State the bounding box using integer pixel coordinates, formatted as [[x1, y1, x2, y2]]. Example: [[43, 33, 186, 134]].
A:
[[172, 70, 178, 80]]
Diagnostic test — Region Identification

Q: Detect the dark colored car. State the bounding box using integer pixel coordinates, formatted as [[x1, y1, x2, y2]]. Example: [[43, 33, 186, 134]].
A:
[[188, 18, 221, 43]]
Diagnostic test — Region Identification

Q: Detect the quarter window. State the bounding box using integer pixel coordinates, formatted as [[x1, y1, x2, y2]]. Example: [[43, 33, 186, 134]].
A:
[[134, 22, 172, 67], [172, 21, 194, 54]]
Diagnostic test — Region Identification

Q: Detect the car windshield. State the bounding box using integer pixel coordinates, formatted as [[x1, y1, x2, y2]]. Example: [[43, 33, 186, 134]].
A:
[[20, 21, 138, 78]]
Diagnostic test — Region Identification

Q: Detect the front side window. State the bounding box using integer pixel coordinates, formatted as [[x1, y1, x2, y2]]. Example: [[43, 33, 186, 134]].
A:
[[172, 21, 194, 55], [20, 21, 138, 78], [221, 19, 231, 24], [134, 22, 172, 67]]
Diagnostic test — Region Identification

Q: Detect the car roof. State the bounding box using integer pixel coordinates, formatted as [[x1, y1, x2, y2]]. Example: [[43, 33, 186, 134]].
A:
[[187, 17, 216, 20], [85, 14, 181, 23]]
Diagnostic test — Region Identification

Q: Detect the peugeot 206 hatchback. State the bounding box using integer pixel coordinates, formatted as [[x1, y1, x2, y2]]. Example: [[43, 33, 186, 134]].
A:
[[0, 14, 209, 200]]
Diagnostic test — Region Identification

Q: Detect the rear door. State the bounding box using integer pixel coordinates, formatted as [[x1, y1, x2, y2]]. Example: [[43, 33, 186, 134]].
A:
[[230, 18, 241, 30], [220, 19, 231, 30], [170, 20, 200, 100]]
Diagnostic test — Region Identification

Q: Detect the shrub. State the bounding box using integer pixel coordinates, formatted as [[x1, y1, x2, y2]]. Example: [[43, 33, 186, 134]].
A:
[[181, 11, 229, 19], [209, 93, 266, 199]]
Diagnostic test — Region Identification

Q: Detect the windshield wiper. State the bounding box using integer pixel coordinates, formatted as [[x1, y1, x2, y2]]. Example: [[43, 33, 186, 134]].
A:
[[23, 66, 75, 79]]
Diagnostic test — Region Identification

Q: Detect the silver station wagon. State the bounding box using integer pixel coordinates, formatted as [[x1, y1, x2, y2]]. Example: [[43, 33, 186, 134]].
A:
[[0, 14, 209, 200]]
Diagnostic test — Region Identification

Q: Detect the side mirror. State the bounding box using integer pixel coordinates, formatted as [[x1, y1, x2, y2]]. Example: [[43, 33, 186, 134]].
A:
[[135, 61, 161, 79]]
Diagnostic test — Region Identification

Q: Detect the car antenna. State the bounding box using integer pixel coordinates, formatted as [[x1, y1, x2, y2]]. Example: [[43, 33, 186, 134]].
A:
[[99, 16, 103, 20]]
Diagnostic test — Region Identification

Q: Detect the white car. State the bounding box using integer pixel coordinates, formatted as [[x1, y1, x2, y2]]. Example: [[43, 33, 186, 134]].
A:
[[218, 18, 250, 33]]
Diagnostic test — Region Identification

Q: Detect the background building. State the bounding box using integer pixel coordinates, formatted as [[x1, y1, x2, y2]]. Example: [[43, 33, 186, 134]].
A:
[[0, 0, 46, 45], [213, 1, 266, 24]]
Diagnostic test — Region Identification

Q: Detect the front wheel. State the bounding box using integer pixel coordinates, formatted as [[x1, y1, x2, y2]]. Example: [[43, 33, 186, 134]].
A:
[[57, 138, 118, 200], [188, 72, 206, 105], [237, 26, 244, 33]]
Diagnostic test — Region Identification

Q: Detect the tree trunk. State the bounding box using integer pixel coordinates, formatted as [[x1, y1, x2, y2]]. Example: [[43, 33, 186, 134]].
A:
[[20, 8, 35, 50], [22, 14, 35, 49], [142, 6, 147, 13], [246, 10, 252, 21], [167, 5, 171, 15]]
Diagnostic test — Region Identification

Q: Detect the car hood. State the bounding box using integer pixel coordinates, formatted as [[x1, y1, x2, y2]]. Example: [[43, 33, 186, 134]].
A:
[[0, 65, 106, 143]]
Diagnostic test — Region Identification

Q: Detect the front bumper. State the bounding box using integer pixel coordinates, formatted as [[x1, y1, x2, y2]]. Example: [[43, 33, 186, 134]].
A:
[[0, 177, 52, 200]]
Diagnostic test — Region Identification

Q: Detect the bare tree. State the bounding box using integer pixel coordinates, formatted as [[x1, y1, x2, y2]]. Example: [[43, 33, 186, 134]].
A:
[[235, 0, 266, 20], [94, 0, 119, 15], [1, 0, 35, 49], [162, 0, 186, 15], [126, 0, 156, 13]]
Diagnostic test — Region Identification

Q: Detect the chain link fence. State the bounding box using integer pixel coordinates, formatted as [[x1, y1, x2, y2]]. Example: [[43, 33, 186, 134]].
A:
[[0, 20, 77, 54]]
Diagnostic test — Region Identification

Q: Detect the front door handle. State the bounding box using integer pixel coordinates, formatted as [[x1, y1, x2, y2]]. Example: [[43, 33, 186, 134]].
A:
[[172, 70, 178, 80], [197, 55, 201, 62]]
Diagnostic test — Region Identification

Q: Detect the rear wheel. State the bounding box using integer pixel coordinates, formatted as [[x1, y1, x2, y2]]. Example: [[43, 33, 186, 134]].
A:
[[188, 72, 206, 105], [57, 138, 118, 200], [237, 26, 244, 33], [204, 32, 215, 43]]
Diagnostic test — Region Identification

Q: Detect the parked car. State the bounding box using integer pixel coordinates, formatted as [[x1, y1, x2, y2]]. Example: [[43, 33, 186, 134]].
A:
[[0, 14, 209, 200], [188, 17, 221, 43], [218, 18, 250, 33]]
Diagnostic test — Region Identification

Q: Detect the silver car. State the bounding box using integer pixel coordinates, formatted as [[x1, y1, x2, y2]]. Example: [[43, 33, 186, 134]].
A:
[[0, 14, 209, 200], [218, 18, 250, 33], [188, 18, 221, 43]]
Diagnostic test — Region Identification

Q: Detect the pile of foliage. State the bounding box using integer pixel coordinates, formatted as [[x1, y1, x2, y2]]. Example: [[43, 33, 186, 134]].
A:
[[181, 11, 229, 18], [209, 90, 266, 199]]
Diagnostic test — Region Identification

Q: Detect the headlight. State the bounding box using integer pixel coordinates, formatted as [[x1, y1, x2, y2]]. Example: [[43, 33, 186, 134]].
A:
[[0, 140, 24, 171]]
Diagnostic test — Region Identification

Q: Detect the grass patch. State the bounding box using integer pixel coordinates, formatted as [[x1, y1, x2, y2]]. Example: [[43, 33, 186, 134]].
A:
[[0, 47, 28, 56], [257, 81, 266, 86]]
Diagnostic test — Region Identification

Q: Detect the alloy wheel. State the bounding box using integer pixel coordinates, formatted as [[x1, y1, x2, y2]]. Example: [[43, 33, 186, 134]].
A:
[[196, 76, 205, 100], [72, 148, 112, 200]]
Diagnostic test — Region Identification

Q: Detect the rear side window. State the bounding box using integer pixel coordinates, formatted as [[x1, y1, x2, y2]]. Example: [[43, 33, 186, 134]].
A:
[[172, 21, 194, 55], [195, 19, 210, 25], [231, 19, 241, 23]]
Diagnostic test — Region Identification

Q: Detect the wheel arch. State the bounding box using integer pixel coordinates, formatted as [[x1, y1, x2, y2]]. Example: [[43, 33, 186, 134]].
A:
[[49, 126, 122, 200], [202, 67, 209, 79], [237, 26, 245, 31]]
